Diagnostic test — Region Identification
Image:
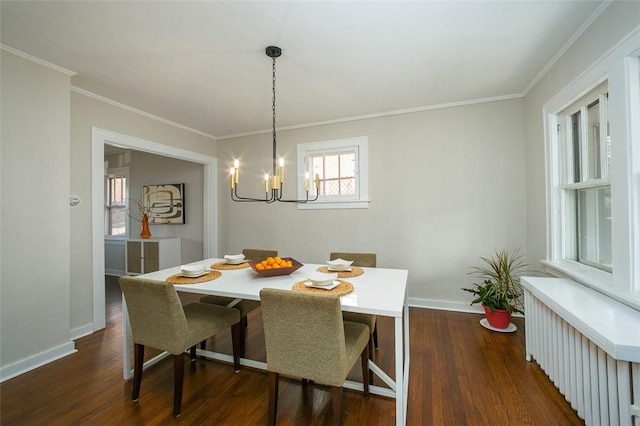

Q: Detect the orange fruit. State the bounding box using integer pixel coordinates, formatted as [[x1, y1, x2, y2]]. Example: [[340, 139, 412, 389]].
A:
[[255, 263, 264, 270], [266, 257, 275, 265]]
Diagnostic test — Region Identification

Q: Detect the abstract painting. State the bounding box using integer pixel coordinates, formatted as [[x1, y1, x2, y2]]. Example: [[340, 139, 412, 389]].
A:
[[142, 183, 185, 224]]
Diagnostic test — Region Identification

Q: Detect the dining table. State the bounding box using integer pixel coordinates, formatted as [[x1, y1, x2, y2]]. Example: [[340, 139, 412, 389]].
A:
[[121, 258, 410, 426]]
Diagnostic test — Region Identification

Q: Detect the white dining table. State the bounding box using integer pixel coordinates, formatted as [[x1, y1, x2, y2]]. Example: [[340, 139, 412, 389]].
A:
[[121, 258, 409, 426]]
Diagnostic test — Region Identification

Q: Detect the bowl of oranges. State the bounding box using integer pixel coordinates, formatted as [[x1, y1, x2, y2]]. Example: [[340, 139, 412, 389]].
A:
[[248, 256, 303, 277]]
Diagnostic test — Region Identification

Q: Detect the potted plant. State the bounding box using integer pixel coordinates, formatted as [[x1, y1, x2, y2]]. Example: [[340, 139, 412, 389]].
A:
[[462, 249, 526, 329]]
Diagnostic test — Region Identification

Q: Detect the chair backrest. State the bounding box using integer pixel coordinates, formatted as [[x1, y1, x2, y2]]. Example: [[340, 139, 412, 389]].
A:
[[242, 248, 278, 260], [260, 288, 349, 386], [119, 276, 189, 354], [329, 252, 377, 267]]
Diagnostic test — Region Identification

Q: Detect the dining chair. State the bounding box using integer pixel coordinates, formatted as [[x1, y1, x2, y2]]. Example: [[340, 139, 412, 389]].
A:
[[119, 276, 241, 417], [199, 248, 278, 356], [329, 252, 378, 381], [260, 288, 370, 426], [241, 248, 278, 261]]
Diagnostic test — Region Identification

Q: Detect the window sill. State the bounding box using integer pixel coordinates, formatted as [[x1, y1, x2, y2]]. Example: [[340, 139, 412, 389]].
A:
[[541, 259, 640, 311], [297, 200, 370, 210]]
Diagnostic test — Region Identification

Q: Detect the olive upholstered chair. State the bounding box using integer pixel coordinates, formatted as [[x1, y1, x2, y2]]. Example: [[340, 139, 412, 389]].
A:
[[241, 248, 278, 261], [119, 276, 241, 417], [329, 252, 378, 381], [260, 288, 370, 425], [199, 248, 278, 356]]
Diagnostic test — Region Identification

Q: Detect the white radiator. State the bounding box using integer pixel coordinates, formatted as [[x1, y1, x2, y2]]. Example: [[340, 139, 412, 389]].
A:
[[522, 278, 640, 426]]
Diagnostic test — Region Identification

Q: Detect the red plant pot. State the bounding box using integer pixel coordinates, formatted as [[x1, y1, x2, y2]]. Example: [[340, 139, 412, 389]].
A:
[[482, 305, 511, 329]]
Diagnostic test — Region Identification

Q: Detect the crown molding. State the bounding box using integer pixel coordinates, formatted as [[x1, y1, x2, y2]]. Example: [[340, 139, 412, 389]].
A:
[[1, 44, 76, 76], [72, 87, 216, 140]]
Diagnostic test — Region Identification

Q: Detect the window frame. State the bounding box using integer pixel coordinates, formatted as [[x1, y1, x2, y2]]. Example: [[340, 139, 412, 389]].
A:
[[104, 167, 130, 238], [557, 84, 611, 273], [296, 136, 370, 210], [542, 30, 640, 310]]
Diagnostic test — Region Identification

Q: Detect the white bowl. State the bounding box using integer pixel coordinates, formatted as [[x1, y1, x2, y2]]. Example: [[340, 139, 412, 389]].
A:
[[180, 264, 205, 273], [224, 254, 246, 264], [308, 271, 338, 286], [326, 258, 354, 268], [180, 264, 206, 277]]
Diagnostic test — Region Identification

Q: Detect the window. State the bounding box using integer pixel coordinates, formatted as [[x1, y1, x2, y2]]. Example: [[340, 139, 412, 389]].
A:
[[559, 84, 611, 272], [297, 137, 369, 209], [105, 168, 129, 236], [543, 32, 640, 309]]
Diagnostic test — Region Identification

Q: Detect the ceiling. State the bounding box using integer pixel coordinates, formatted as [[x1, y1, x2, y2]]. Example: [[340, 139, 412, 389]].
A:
[[1, 1, 605, 139]]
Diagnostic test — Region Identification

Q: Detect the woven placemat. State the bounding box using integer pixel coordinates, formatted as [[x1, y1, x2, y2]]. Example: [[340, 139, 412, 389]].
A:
[[315, 266, 364, 278], [167, 270, 221, 285], [291, 280, 354, 296], [210, 261, 249, 270]]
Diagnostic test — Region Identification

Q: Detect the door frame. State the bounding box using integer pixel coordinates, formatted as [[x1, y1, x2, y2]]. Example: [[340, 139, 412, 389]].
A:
[[91, 127, 218, 330]]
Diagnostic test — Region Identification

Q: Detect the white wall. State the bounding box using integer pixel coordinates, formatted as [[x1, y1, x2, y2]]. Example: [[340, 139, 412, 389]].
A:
[[128, 151, 205, 263], [523, 1, 640, 272], [218, 99, 527, 309], [70, 92, 217, 335], [1, 51, 75, 379]]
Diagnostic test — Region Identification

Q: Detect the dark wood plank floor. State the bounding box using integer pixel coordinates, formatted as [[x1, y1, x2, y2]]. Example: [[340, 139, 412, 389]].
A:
[[0, 276, 584, 425]]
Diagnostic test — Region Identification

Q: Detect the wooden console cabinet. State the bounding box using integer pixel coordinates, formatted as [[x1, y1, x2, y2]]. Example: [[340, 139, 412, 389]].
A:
[[125, 237, 181, 275]]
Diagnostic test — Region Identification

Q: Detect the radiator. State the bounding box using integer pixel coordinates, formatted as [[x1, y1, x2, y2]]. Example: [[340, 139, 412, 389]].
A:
[[523, 280, 640, 426]]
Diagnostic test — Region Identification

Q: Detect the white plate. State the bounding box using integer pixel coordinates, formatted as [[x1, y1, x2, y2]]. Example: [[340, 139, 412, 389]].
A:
[[180, 270, 208, 278], [326, 258, 353, 268], [479, 318, 517, 333], [305, 280, 340, 290], [307, 271, 338, 286], [327, 266, 352, 272]]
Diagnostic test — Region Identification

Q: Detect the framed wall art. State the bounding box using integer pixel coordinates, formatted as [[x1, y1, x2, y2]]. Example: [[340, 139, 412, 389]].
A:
[[142, 183, 185, 224]]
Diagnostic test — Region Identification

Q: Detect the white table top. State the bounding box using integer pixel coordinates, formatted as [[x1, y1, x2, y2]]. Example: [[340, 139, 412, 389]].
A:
[[138, 258, 409, 318]]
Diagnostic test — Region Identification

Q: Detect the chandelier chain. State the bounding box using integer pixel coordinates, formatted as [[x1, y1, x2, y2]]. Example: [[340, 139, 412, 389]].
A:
[[272, 56, 277, 175]]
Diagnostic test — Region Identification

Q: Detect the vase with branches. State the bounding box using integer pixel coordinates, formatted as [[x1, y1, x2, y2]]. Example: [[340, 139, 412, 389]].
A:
[[128, 198, 152, 239]]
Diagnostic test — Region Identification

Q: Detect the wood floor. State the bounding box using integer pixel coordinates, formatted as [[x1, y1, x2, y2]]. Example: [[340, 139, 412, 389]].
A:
[[0, 276, 584, 425]]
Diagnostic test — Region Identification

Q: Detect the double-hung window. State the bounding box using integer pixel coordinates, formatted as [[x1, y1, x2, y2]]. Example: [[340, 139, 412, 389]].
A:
[[105, 168, 128, 237], [297, 136, 369, 209], [559, 83, 611, 272], [543, 30, 640, 309]]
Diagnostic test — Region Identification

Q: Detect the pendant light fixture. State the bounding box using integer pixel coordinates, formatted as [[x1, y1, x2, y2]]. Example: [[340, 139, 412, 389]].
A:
[[230, 46, 319, 203]]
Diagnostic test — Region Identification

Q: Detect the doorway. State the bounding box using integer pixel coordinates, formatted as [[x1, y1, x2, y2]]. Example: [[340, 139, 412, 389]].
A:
[[91, 127, 218, 330]]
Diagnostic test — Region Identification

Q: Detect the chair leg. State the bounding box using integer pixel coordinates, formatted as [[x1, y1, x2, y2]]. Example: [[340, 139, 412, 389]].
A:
[[368, 338, 374, 384], [132, 343, 144, 402], [230, 322, 241, 372], [268, 372, 279, 426], [331, 386, 343, 425], [239, 316, 247, 358], [372, 321, 378, 349], [173, 353, 185, 417], [199, 340, 206, 350], [360, 346, 369, 398], [189, 345, 196, 361]]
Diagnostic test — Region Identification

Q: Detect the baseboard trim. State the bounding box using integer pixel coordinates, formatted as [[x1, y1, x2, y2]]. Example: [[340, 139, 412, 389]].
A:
[[0, 341, 77, 383], [70, 323, 95, 340], [407, 297, 484, 314]]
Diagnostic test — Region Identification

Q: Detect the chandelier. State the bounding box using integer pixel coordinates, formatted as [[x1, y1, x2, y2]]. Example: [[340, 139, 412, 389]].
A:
[[230, 46, 319, 203]]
